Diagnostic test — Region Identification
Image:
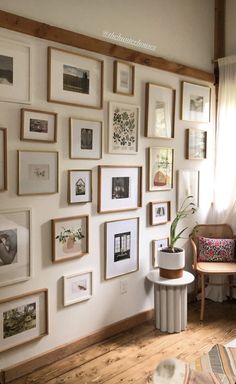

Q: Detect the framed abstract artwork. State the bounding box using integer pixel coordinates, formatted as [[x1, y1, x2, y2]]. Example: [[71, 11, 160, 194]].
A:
[[152, 238, 169, 268], [68, 169, 92, 204], [177, 169, 200, 210], [185, 128, 207, 160], [0, 127, 7, 191], [150, 201, 171, 226], [63, 271, 92, 306], [21, 109, 57, 143], [70, 118, 102, 160], [113, 60, 135, 95], [181, 81, 211, 123], [148, 147, 174, 191]]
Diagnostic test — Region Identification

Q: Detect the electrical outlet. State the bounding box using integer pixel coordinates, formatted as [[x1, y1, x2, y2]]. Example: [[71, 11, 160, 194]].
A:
[[120, 279, 128, 294]]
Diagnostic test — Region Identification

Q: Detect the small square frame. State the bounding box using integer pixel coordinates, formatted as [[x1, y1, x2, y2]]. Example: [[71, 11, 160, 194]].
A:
[[68, 169, 92, 204], [113, 60, 135, 95], [152, 238, 169, 268], [0, 127, 7, 191], [21, 108, 57, 143], [148, 147, 174, 191], [181, 81, 211, 123], [150, 201, 171, 226], [185, 128, 207, 159], [70, 118, 102, 160], [63, 270, 92, 306]]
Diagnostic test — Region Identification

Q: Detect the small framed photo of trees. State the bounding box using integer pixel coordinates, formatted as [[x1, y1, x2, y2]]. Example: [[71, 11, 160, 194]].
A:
[[185, 128, 207, 159]]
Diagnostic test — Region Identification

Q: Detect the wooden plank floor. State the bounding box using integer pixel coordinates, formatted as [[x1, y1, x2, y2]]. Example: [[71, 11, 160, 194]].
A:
[[10, 300, 236, 384]]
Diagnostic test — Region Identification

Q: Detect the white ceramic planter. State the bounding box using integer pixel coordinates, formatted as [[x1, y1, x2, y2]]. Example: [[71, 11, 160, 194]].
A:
[[157, 248, 185, 279]]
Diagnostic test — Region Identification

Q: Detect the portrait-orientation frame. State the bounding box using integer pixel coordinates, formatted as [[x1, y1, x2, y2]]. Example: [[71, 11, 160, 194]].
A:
[[150, 201, 171, 226], [68, 169, 92, 204], [63, 270, 92, 306], [148, 147, 174, 191], [0, 208, 32, 288], [18, 150, 59, 196], [21, 108, 57, 143], [105, 217, 139, 280], [0, 127, 7, 191], [98, 165, 142, 213], [108, 101, 140, 154], [185, 128, 207, 160], [145, 82, 175, 139], [48, 47, 103, 109], [181, 81, 211, 123], [0, 288, 48, 353], [152, 238, 169, 268], [113, 60, 135, 96], [70, 118, 102, 160], [0, 38, 31, 104], [177, 169, 200, 210], [52, 215, 89, 263]]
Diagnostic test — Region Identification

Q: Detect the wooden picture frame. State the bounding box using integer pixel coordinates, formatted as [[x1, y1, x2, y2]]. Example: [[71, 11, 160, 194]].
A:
[[52, 215, 89, 263], [18, 150, 59, 195], [0, 127, 7, 191], [105, 217, 139, 280], [48, 47, 103, 109], [185, 128, 207, 159], [70, 118, 102, 160], [150, 201, 171, 226], [148, 147, 174, 191], [113, 60, 135, 95], [0, 289, 48, 352], [152, 238, 169, 268], [21, 108, 57, 143], [177, 169, 200, 210], [68, 169, 92, 204], [98, 165, 142, 213], [181, 81, 211, 123], [145, 82, 175, 138], [63, 270, 92, 306]]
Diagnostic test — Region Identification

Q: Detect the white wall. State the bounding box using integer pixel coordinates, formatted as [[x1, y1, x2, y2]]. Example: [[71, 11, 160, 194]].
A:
[[0, 1, 215, 370]]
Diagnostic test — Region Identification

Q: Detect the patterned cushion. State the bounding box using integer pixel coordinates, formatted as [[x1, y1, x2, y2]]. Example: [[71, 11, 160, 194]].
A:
[[198, 237, 235, 262]]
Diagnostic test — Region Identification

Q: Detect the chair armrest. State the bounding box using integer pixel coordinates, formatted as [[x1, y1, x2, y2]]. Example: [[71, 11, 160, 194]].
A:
[[190, 237, 198, 270]]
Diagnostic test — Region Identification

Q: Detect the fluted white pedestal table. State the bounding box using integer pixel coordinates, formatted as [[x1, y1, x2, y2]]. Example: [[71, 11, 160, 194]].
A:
[[147, 270, 194, 333]]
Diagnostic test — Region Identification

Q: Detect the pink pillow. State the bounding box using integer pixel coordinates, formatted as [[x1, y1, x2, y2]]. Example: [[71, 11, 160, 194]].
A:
[[198, 237, 235, 262]]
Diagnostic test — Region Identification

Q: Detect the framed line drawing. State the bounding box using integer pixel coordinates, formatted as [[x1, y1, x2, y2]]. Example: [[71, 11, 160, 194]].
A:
[[21, 109, 57, 143], [18, 150, 59, 196], [98, 165, 142, 213], [185, 128, 207, 160], [63, 271, 92, 306], [150, 201, 171, 226], [70, 118, 102, 159], [105, 217, 139, 279], [0, 288, 48, 352], [68, 169, 92, 204], [177, 169, 200, 210], [145, 83, 175, 138], [0, 38, 31, 104], [108, 101, 139, 154], [48, 47, 103, 109], [152, 238, 169, 268], [113, 60, 135, 95], [181, 81, 211, 123], [0, 127, 7, 191], [148, 147, 174, 191], [52, 215, 89, 263], [0, 208, 32, 288]]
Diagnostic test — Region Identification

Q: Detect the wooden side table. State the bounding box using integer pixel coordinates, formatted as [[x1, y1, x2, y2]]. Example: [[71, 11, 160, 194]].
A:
[[147, 270, 194, 333]]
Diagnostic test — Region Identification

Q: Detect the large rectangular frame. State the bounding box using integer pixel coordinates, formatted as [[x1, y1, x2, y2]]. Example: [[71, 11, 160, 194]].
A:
[[0, 127, 7, 191], [148, 147, 174, 191]]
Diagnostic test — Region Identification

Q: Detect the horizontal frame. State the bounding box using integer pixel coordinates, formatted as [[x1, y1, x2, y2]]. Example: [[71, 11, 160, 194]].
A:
[[181, 81, 211, 123], [177, 169, 200, 210], [113, 60, 135, 95], [185, 128, 207, 160], [63, 270, 92, 306], [152, 238, 169, 268], [148, 147, 174, 191], [149, 201, 171, 226], [68, 169, 92, 204], [21, 108, 57, 143], [0, 127, 7, 191]]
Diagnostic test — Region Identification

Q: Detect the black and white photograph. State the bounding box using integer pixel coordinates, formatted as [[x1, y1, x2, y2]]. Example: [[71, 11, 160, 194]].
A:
[[30, 118, 48, 133], [150, 201, 171, 226], [68, 170, 92, 204], [3, 302, 36, 339], [0, 229, 17, 267], [112, 177, 129, 199], [63, 64, 89, 94], [190, 95, 204, 112], [0, 54, 13, 84], [181, 81, 211, 123], [114, 231, 131, 262], [81, 128, 93, 150], [70, 118, 102, 159], [21, 109, 57, 143]]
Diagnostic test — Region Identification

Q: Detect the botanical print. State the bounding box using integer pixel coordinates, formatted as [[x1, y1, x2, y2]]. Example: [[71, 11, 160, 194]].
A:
[[190, 95, 204, 112], [114, 231, 131, 262], [56, 225, 85, 254], [28, 164, 49, 180], [81, 128, 93, 150], [3, 302, 36, 339], [111, 104, 138, 153], [150, 148, 173, 190], [0, 229, 17, 267], [63, 64, 89, 94], [112, 177, 129, 199], [0, 54, 13, 85], [29, 118, 48, 133]]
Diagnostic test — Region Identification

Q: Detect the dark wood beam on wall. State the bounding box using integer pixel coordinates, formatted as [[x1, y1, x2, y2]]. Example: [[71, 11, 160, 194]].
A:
[[0, 9, 214, 83], [214, 0, 226, 85]]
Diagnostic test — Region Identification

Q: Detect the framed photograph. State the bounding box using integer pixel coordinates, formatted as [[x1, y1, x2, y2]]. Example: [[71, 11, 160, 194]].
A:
[[98, 165, 142, 213], [68, 170, 92, 204], [70, 118, 102, 160], [48, 47, 103, 109], [52, 215, 89, 263], [185, 128, 207, 160], [153, 238, 169, 268], [18, 150, 59, 196], [177, 169, 200, 210], [105, 217, 139, 279], [150, 201, 171, 226], [0, 127, 7, 191], [113, 60, 135, 95], [181, 81, 211, 123], [145, 83, 175, 138], [0, 208, 32, 287], [108, 102, 139, 154], [0, 289, 48, 352], [63, 271, 92, 306], [148, 147, 174, 191], [0, 38, 31, 103], [21, 108, 57, 143]]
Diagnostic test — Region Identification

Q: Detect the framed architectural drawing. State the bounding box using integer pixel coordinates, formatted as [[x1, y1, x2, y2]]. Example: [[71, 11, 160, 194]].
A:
[[185, 128, 207, 159], [21, 109, 57, 143], [0, 127, 7, 191], [148, 147, 174, 191], [63, 271, 92, 306], [70, 118, 102, 159], [150, 201, 171, 226], [181, 81, 211, 123], [48, 47, 103, 109], [153, 238, 169, 268], [177, 169, 200, 210], [68, 170, 92, 204], [145, 83, 175, 138], [105, 217, 139, 279], [113, 60, 135, 95]]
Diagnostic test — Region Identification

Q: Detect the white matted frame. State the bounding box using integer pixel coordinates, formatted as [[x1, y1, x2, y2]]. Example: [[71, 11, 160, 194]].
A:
[[63, 270, 92, 306], [0, 127, 7, 191], [0, 208, 32, 287], [21, 108, 57, 143], [0, 288, 48, 352], [113, 60, 135, 95], [150, 201, 171, 226], [105, 217, 139, 280], [177, 169, 200, 210], [108, 101, 139, 154], [48, 47, 103, 109], [0, 38, 31, 104], [68, 169, 92, 204], [181, 81, 211, 123], [152, 238, 169, 268], [148, 147, 174, 191], [145, 82, 175, 138], [70, 118, 102, 160], [98, 165, 142, 213], [18, 150, 59, 196]]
